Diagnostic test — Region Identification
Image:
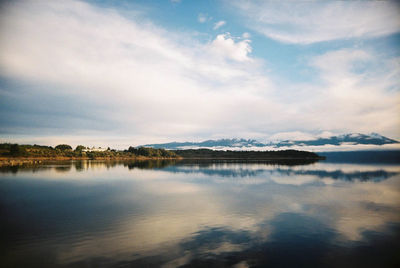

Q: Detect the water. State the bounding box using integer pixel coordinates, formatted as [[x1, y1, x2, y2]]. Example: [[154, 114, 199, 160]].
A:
[[1, 160, 399, 267]]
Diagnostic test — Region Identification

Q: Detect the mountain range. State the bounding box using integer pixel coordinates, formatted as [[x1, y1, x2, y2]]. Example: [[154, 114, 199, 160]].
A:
[[142, 133, 399, 150]]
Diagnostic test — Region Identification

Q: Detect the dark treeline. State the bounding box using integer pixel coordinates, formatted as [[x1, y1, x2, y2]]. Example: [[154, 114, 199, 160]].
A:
[[173, 149, 324, 160], [126, 146, 176, 158], [0, 143, 179, 159], [0, 143, 324, 160]]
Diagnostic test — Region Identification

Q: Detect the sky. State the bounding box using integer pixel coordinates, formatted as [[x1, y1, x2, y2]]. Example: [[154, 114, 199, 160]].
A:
[[0, 0, 399, 148]]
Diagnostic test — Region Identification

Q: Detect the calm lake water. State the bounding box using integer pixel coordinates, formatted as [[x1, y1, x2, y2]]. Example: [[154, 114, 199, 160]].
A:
[[1, 160, 400, 267]]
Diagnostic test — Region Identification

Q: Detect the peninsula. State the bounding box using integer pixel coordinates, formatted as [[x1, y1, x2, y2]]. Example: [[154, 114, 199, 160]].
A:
[[0, 143, 324, 166]]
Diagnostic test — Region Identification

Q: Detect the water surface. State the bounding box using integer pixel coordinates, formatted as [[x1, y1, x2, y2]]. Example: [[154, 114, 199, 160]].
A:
[[1, 160, 399, 267]]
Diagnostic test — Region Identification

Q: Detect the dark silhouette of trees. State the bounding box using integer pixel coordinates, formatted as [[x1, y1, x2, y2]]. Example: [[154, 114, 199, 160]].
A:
[[0, 143, 323, 161], [55, 144, 72, 151], [9, 144, 27, 156], [128, 146, 177, 157], [75, 145, 86, 152]]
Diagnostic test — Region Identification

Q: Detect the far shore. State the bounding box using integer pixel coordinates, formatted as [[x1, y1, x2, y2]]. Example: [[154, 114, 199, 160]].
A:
[[0, 143, 325, 167], [0, 156, 182, 167]]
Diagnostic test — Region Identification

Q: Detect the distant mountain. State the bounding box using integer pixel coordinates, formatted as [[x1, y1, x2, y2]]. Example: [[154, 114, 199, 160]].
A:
[[141, 133, 399, 150], [272, 133, 399, 148], [144, 138, 265, 149]]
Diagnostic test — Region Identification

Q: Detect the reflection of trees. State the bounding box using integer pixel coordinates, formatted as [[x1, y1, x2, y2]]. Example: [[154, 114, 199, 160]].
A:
[[1, 160, 398, 183], [153, 162, 399, 182], [163, 166, 266, 178], [179, 159, 319, 166], [0, 165, 21, 174], [74, 160, 127, 171], [152, 160, 317, 178], [125, 160, 180, 170], [54, 165, 72, 173], [0, 165, 52, 174], [74, 161, 85, 171], [0, 160, 122, 174], [276, 169, 399, 182]]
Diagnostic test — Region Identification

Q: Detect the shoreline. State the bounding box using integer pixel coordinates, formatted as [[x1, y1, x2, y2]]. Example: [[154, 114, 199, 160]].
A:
[[0, 156, 182, 167]]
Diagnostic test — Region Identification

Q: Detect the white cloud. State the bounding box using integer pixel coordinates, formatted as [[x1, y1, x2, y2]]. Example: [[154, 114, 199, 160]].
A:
[[0, 0, 274, 145], [304, 49, 400, 136], [257, 48, 400, 141], [242, 32, 250, 39], [317, 131, 335, 139], [268, 131, 316, 141], [310, 49, 371, 80], [197, 13, 209, 23], [209, 33, 252, 62], [268, 130, 337, 142], [231, 0, 400, 44], [0, 0, 398, 146], [213, 20, 226, 30]]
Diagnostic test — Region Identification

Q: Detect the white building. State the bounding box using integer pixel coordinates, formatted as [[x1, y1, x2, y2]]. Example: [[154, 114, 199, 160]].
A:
[[82, 147, 108, 152]]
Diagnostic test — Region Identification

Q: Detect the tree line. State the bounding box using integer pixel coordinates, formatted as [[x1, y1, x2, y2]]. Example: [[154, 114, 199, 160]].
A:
[[0, 143, 323, 160], [0, 143, 178, 158]]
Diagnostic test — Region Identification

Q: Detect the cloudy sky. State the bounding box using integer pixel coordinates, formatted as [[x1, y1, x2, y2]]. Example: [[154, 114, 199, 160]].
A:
[[0, 0, 399, 148]]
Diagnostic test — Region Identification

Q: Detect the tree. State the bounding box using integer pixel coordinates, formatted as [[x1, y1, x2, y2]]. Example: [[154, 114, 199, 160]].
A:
[[9, 144, 27, 156], [75, 145, 86, 152], [128, 146, 138, 154], [10, 144, 21, 156], [55, 144, 72, 151]]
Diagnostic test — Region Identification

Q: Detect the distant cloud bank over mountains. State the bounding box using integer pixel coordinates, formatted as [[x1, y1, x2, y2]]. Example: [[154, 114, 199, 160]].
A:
[[142, 133, 399, 152]]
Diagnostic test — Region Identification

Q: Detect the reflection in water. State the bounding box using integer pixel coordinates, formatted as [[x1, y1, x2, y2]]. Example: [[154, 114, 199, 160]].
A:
[[125, 159, 181, 170], [1, 160, 399, 267]]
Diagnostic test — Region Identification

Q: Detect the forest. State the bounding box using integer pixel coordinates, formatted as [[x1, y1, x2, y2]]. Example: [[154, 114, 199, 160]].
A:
[[0, 143, 178, 159], [0, 143, 324, 160]]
